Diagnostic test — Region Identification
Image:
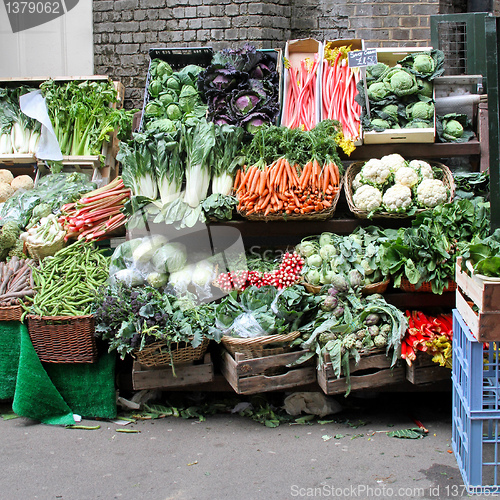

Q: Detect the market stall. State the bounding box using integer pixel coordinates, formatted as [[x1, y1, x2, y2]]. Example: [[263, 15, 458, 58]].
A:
[[0, 42, 492, 436]]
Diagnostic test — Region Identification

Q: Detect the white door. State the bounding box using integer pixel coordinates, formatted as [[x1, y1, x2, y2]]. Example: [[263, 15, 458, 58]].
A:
[[0, 0, 93, 78]]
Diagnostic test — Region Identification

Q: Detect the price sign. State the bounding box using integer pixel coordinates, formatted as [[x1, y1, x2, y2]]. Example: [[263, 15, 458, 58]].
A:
[[348, 49, 378, 68]]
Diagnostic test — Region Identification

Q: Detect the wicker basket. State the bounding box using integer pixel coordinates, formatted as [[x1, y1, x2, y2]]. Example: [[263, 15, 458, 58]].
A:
[[301, 279, 390, 295], [26, 233, 65, 261], [0, 304, 23, 322], [238, 180, 343, 222], [134, 338, 210, 368], [361, 279, 390, 295], [344, 161, 455, 219], [26, 314, 97, 363], [399, 277, 457, 293], [221, 331, 301, 360]]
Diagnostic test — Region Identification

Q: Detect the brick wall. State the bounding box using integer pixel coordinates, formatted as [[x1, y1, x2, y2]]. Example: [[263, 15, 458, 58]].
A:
[[93, 0, 449, 110]]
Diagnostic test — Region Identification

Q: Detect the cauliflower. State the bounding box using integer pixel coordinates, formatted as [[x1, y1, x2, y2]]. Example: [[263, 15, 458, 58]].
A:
[[381, 153, 407, 173], [408, 159, 433, 180], [11, 175, 34, 191], [0, 170, 13, 184], [0, 182, 15, 202], [352, 172, 363, 191], [360, 158, 391, 186], [0, 220, 20, 252], [416, 179, 448, 208], [353, 184, 382, 212], [382, 184, 413, 212], [394, 166, 419, 188]]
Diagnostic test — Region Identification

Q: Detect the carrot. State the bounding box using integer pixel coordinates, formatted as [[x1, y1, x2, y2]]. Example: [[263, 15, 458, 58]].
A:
[[250, 168, 261, 194], [258, 168, 268, 196], [328, 162, 339, 187], [322, 163, 330, 194], [299, 161, 313, 188], [237, 165, 253, 193], [233, 169, 242, 191]]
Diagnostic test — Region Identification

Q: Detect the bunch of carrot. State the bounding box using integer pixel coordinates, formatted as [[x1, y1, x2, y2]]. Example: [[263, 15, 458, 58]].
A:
[[321, 44, 362, 144], [282, 54, 320, 131], [59, 177, 131, 242], [234, 157, 340, 217]]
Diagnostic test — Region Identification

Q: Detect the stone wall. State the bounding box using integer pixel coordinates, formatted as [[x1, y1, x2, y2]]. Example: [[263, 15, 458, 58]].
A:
[[93, 0, 457, 110]]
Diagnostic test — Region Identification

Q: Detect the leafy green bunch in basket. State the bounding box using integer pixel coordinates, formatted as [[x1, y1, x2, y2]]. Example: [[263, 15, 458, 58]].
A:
[[293, 287, 407, 396], [92, 283, 219, 359], [296, 226, 392, 289]]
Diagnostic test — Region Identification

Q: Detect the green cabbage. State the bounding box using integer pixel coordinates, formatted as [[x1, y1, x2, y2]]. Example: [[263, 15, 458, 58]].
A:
[[166, 103, 182, 121], [413, 54, 435, 75], [383, 68, 418, 97], [151, 242, 188, 274], [132, 235, 169, 265], [178, 85, 199, 113], [406, 101, 434, 121], [367, 81, 391, 101]]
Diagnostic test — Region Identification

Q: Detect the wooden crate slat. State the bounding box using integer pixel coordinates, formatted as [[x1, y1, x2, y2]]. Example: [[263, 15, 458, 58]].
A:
[[132, 354, 214, 390], [220, 349, 316, 395], [406, 352, 451, 385], [0, 154, 37, 165]]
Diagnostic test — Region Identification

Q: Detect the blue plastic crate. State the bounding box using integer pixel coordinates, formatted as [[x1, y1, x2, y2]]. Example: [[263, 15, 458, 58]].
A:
[[452, 309, 500, 494]]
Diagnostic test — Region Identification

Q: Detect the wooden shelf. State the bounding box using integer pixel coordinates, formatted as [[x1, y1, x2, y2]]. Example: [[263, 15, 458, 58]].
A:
[[342, 139, 481, 161]]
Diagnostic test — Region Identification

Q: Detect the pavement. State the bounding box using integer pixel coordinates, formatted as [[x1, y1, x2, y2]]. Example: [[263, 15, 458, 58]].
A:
[[2, 389, 494, 500]]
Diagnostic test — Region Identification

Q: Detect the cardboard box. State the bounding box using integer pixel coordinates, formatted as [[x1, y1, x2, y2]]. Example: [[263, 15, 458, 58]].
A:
[[281, 38, 323, 130], [362, 47, 436, 144]]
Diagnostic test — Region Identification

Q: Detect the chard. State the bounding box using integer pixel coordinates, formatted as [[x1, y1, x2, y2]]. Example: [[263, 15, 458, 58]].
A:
[[153, 134, 184, 205]]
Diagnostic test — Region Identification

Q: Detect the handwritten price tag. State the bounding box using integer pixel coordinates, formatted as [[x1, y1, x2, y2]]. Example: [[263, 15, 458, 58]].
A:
[[348, 49, 378, 68]]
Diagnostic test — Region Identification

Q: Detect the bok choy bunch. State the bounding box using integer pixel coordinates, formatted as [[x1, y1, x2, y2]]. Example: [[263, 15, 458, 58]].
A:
[[117, 134, 158, 200], [0, 86, 41, 155], [182, 118, 216, 208], [211, 124, 245, 196]]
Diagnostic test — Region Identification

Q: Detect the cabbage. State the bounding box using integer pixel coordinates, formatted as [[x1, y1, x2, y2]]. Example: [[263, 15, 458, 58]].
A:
[[166, 76, 181, 92], [413, 54, 435, 75], [150, 59, 173, 79], [383, 68, 418, 97], [112, 268, 145, 287], [406, 101, 434, 121], [166, 103, 182, 121], [148, 79, 163, 98], [168, 266, 194, 292], [367, 82, 390, 101], [151, 242, 187, 274], [178, 85, 199, 113], [132, 235, 169, 265], [192, 260, 215, 288], [109, 238, 144, 274], [146, 271, 169, 289], [145, 100, 164, 118]]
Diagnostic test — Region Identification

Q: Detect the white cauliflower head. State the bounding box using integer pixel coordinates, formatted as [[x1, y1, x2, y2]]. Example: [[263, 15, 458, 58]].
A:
[[360, 158, 391, 186], [380, 153, 407, 173], [353, 184, 383, 212], [382, 184, 413, 211], [394, 166, 419, 188], [416, 179, 448, 208], [409, 159, 434, 180], [352, 172, 364, 191]]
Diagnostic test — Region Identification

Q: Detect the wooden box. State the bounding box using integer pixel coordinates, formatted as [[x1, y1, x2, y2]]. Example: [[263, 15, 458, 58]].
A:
[[405, 351, 451, 385], [362, 47, 436, 144], [317, 351, 405, 395], [132, 353, 214, 390], [219, 349, 316, 395], [455, 257, 500, 341]]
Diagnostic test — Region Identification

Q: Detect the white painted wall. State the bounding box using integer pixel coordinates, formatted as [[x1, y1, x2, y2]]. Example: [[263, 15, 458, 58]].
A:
[[0, 1, 93, 78]]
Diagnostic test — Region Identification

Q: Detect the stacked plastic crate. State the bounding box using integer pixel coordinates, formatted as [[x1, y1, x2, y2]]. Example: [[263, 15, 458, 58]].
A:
[[452, 298, 500, 494]]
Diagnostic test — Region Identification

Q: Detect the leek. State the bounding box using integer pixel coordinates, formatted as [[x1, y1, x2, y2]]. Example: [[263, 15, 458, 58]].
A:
[[182, 119, 215, 208]]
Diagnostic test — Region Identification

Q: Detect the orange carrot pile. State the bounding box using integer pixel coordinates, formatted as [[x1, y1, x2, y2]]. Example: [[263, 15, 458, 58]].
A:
[[234, 157, 340, 216], [282, 54, 320, 131], [321, 45, 362, 143], [59, 177, 131, 242]]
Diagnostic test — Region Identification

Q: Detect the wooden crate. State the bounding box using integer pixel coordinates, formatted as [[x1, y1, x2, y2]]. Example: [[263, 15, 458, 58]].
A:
[[132, 353, 214, 390], [317, 351, 405, 395], [455, 257, 500, 341], [406, 351, 451, 385], [219, 349, 316, 395]]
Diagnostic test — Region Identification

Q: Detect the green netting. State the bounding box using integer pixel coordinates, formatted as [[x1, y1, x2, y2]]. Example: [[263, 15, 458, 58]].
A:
[[0, 321, 22, 400], [44, 351, 117, 420], [12, 328, 75, 426]]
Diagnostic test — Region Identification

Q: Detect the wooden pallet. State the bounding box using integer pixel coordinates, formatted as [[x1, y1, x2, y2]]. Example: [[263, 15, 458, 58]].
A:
[[317, 351, 406, 395], [132, 353, 214, 390], [456, 257, 500, 341], [219, 349, 316, 395], [406, 351, 451, 385]]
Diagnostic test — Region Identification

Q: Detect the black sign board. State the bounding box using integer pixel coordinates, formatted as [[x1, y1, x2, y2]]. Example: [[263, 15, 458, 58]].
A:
[[348, 49, 378, 68]]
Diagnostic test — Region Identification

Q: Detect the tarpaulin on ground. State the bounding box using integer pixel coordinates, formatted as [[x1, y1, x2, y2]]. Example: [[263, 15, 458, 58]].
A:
[[12, 328, 117, 425], [0, 321, 23, 400]]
